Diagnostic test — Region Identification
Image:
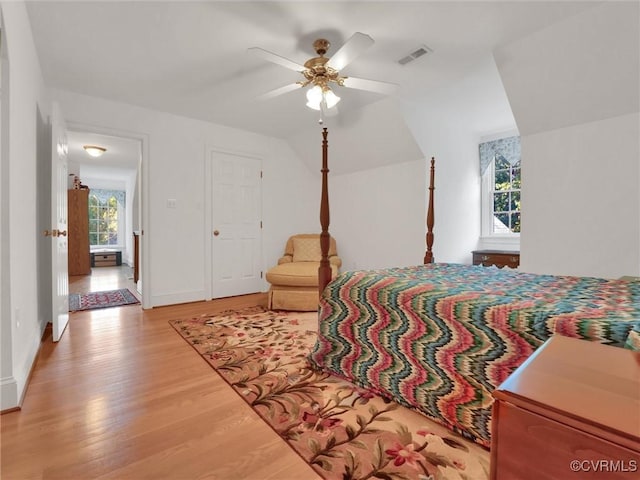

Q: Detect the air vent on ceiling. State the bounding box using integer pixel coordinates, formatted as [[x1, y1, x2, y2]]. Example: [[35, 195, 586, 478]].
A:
[[398, 45, 432, 65]]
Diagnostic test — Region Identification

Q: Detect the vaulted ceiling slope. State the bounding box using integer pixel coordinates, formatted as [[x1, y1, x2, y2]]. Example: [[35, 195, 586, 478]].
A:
[[495, 2, 640, 136], [27, 1, 598, 135]]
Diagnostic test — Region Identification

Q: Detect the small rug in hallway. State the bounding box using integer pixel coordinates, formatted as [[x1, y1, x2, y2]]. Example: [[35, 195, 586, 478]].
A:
[[69, 289, 139, 312], [170, 307, 490, 480]]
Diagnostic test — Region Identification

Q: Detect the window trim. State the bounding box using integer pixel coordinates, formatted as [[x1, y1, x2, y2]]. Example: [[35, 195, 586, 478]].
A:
[[480, 155, 521, 245], [88, 191, 125, 248]]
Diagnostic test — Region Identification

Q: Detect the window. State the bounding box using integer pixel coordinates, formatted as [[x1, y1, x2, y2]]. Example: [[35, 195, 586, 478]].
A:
[[88, 190, 125, 246], [490, 155, 521, 233], [479, 135, 521, 237]]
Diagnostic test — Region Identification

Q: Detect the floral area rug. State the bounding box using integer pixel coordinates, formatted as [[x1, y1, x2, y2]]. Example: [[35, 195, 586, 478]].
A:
[[169, 307, 490, 480], [68, 288, 139, 312]]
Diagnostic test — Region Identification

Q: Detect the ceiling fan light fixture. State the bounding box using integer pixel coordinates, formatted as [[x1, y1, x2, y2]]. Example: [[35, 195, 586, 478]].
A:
[[306, 85, 341, 111], [324, 89, 341, 109], [306, 85, 323, 110], [83, 145, 107, 157]]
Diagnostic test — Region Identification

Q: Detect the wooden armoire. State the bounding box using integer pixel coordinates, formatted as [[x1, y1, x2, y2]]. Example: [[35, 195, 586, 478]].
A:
[[68, 189, 91, 275]]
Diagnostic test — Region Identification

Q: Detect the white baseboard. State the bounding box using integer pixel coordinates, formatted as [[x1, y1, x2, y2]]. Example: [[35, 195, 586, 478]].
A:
[[0, 375, 18, 411], [149, 290, 207, 308]]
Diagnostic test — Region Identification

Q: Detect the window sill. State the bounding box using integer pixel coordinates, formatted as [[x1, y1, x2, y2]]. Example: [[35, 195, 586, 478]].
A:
[[91, 245, 125, 252], [478, 235, 520, 251]]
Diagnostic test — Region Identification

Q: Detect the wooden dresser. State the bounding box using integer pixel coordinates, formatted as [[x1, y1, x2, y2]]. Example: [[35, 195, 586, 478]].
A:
[[490, 335, 640, 479], [472, 249, 520, 269], [67, 189, 91, 275]]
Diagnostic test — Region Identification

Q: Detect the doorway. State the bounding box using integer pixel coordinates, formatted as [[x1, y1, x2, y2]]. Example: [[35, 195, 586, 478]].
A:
[[65, 128, 144, 307]]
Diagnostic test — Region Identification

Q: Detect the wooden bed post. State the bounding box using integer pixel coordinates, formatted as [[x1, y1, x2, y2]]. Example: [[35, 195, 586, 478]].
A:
[[424, 157, 435, 264], [319, 127, 332, 295]]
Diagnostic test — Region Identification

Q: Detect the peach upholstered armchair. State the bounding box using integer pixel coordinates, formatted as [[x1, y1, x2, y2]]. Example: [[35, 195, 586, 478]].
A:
[[266, 234, 341, 311]]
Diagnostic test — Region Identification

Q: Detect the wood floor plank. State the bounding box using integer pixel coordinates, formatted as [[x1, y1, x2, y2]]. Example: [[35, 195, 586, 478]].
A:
[[1, 267, 320, 479]]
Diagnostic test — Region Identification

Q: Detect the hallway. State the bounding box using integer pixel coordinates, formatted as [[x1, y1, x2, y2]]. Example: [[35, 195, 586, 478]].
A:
[[69, 264, 140, 301]]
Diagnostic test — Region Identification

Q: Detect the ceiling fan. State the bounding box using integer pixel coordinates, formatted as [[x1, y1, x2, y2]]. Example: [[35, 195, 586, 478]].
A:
[[249, 32, 397, 116]]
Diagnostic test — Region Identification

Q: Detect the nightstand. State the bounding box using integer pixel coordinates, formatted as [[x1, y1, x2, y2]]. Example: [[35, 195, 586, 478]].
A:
[[472, 249, 519, 268]]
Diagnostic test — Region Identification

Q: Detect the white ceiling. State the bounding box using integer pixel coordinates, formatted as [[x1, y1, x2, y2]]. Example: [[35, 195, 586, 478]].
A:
[[67, 131, 139, 169], [67, 130, 140, 185], [27, 0, 599, 144]]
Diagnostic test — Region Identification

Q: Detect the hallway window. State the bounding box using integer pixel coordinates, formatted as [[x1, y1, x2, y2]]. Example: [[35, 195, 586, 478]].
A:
[[89, 190, 125, 246]]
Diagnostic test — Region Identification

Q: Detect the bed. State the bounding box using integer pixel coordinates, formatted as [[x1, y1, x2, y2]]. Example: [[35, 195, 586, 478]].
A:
[[308, 129, 640, 447], [309, 263, 640, 446]]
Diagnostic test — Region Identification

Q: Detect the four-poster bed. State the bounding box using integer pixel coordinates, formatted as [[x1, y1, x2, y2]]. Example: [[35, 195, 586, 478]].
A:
[[318, 128, 332, 295], [317, 127, 435, 293], [311, 128, 640, 446]]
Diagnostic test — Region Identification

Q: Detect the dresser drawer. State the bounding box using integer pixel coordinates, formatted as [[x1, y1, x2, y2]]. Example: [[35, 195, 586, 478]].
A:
[[472, 250, 519, 268], [492, 401, 639, 480]]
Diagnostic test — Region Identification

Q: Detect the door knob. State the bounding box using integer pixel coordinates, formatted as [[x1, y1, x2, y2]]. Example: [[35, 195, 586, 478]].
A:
[[213, 230, 220, 236], [45, 229, 68, 237]]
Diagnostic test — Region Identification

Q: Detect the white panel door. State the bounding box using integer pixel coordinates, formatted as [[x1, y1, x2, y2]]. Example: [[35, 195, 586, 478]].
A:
[[50, 103, 69, 341], [211, 151, 262, 298]]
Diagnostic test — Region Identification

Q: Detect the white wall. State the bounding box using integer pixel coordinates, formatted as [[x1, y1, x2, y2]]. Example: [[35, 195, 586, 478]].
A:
[[495, 2, 640, 278], [401, 111, 480, 265], [0, 1, 49, 410], [260, 139, 320, 267], [330, 159, 427, 271], [0, 7, 12, 410], [520, 113, 640, 278], [51, 88, 319, 307], [124, 171, 137, 266], [402, 57, 517, 264], [285, 97, 427, 271]]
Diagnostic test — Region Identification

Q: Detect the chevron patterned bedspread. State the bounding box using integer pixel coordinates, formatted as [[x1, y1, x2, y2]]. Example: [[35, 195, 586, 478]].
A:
[[308, 263, 640, 447]]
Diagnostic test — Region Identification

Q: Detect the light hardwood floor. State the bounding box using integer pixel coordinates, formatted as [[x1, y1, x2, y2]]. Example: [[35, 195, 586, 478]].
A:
[[1, 270, 321, 480], [69, 264, 140, 298]]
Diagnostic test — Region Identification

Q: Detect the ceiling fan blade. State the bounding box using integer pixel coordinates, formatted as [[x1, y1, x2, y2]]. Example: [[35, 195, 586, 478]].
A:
[[328, 32, 374, 71], [248, 47, 305, 72], [342, 76, 398, 95], [256, 83, 302, 101]]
